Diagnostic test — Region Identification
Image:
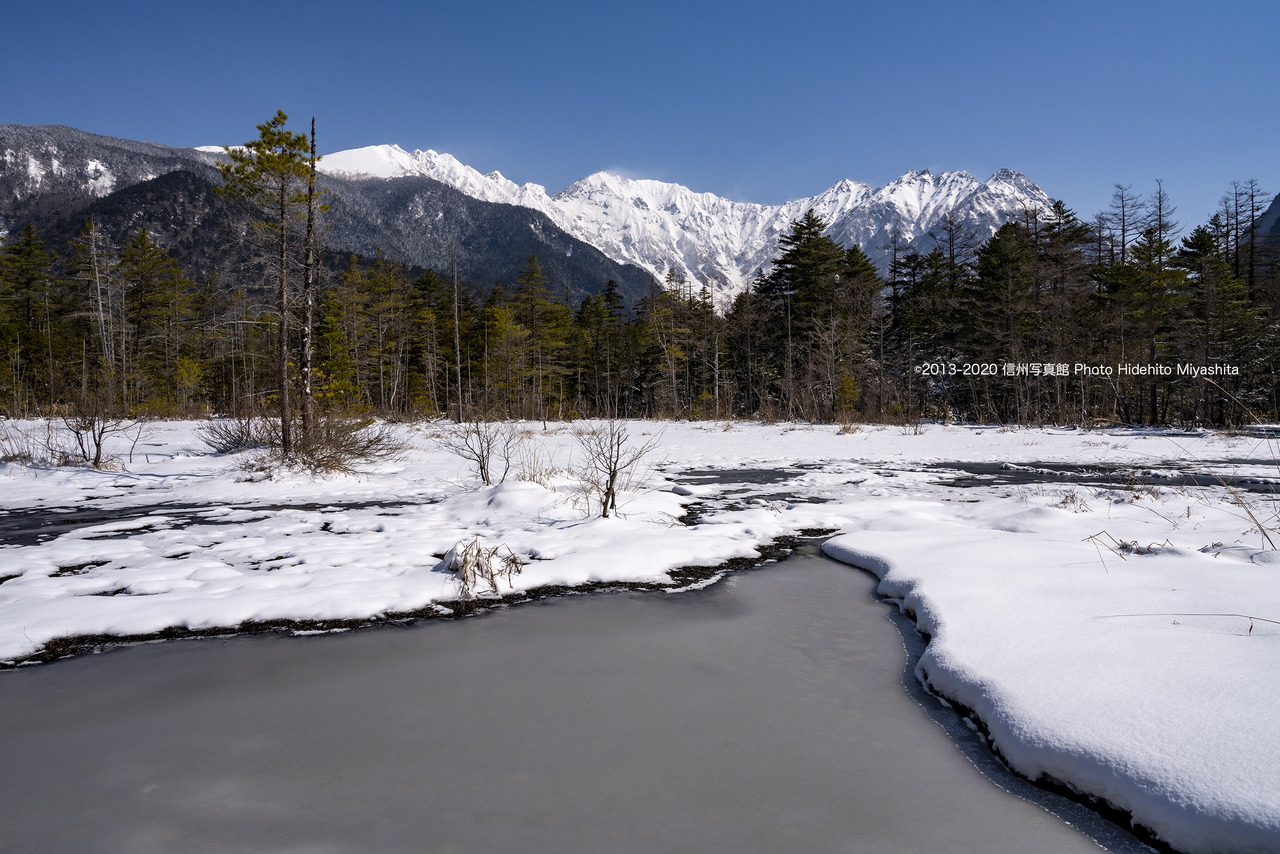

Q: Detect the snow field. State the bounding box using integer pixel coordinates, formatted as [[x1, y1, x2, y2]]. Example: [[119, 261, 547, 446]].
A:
[[1, 418, 1278, 853]]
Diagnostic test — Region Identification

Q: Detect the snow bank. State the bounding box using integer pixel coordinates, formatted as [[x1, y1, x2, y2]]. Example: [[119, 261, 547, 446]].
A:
[[823, 494, 1280, 854]]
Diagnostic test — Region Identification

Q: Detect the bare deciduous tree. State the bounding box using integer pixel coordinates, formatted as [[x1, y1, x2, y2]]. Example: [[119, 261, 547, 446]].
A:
[[63, 395, 142, 470], [573, 421, 661, 517], [436, 419, 518, 485]]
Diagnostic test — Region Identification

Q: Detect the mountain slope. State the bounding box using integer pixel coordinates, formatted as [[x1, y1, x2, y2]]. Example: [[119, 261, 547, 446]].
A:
[[1258, 193, 1280, 238], [0, 126, 657, 304], [3, 125, 1058, 305], [0, 124, 223, 231], [319, 144, 1055, 299]]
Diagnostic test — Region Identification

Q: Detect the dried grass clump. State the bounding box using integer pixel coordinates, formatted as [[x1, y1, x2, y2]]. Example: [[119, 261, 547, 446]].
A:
[[0, 421, 61, 466], [445, 537, 523, 598]]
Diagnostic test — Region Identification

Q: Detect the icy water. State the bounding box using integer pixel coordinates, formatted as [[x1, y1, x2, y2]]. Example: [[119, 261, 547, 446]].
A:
[[0, 553, 1148, 854], [0, 498, 431, 547]]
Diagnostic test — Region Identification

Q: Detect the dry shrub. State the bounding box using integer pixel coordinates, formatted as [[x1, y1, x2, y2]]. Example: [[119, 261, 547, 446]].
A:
[[573, 421, 662, 518], [198, 416, 279, 454], [63, 410, 142, 470], [290, 417, 405, 474], [201, 415, 405, 475], [1, 411, 140, 471], [435, 419, 518, 485]]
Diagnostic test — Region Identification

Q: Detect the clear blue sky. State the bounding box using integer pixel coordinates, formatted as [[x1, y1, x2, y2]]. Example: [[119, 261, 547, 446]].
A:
[[5, 0, 1276, 230]]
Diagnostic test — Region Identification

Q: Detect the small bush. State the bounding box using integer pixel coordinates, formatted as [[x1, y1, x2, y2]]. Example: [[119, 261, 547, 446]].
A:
[[1, 410, 140, 471], [201, 415, 405, 475], [291, 417, 406, 474], [198, 416, 279, 454], [574, 421, 662, 517], [436, 419, 518, 485]]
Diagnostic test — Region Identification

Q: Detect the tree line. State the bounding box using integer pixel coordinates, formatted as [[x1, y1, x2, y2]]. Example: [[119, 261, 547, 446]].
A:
[[1, 113, 1276, 427]]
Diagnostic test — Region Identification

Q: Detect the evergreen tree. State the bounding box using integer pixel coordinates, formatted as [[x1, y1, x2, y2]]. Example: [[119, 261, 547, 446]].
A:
[[1174, 225, 1256, 422], [0, 225, 56, 413], [116, 228, 195, 411], [510, 255, 572, 419], [759, 209, 846, 333], [217, 110, 311, 454]]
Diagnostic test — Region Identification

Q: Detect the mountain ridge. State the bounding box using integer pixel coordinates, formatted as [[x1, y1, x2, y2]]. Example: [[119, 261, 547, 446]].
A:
[[0, 125, 657, 305], [3, 124, 1058, 305], [316, 143, 1054, 298]]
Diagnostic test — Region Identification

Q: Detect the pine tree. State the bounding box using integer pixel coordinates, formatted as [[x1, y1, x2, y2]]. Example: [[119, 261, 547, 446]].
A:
[[967, 222, 1036, 421], [761, 209, 846, 333], [1175, 225, 1256, 422], [511, 255, 572, 420], [753, 210, 847, 416], [217, 110, 311, 455], [1107, 184, 1146, 265]]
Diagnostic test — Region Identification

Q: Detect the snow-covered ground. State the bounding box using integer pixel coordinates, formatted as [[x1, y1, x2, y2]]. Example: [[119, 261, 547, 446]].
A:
[[1, 419, 1278, 854]]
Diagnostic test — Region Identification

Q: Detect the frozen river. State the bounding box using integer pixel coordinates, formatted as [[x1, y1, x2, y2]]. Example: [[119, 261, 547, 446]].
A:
[[0, 550, 1150, 853]]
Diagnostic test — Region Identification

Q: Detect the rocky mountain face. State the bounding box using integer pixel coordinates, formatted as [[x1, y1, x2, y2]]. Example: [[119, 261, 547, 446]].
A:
[[1258, 193, 1280, 238], [320, 145, 1056, 301], [0, 125, 224, 231]]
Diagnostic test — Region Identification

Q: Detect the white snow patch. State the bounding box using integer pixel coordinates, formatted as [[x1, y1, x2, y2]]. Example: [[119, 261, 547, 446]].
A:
[[83, 158, 115, 196]]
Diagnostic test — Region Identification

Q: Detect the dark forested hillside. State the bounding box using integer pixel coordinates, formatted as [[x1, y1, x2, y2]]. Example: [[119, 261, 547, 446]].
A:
[[0, 125, 223, 229], [1258, 193, 1280, 239], [322, 176, 655, 305]]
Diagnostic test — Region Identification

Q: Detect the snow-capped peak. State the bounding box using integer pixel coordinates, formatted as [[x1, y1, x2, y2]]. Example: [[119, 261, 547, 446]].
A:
[[315, 142, 1054, 300], [316, 145, 551, 210], [317, 144, 418, 179]]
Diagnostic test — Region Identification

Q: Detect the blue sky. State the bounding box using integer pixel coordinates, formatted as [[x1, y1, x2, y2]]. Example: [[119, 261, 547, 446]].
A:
[[6, 0, 1277, 229]]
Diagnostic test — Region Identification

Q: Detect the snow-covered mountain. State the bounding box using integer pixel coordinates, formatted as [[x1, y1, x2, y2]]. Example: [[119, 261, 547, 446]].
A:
[[0, 125, 223, 236], [1, 125, 1057, 305], [0, 126, 658, 304], [319, 144, 1055, 300]]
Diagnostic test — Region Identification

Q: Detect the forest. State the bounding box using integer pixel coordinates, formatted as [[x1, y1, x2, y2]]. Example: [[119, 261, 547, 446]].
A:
[[1, 115, 1276, 430]]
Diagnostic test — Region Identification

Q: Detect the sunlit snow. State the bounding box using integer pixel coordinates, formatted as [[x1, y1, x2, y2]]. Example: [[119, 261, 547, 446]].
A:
[[2, 419, 1276, 853]]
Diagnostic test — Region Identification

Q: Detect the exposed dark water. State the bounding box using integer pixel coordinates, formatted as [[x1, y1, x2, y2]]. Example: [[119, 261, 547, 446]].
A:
[[0, 499, 431, 547], [0, 553, 1150, 854], [671, 460, 1277, 495], [927, 460, 1278, 492]]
